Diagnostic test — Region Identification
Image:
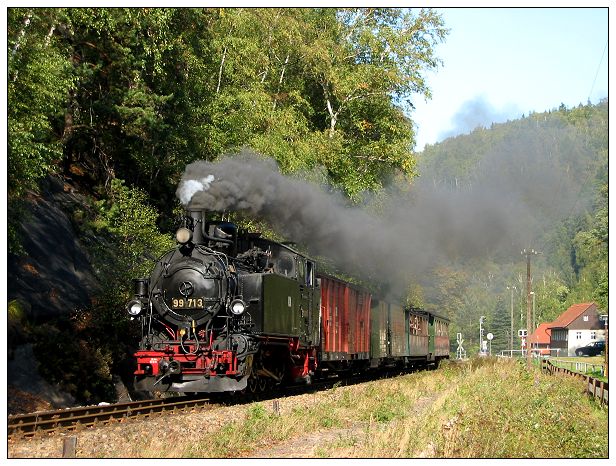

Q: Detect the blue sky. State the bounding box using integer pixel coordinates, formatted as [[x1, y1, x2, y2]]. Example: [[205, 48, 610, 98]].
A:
[[411, 7, 609, 150]]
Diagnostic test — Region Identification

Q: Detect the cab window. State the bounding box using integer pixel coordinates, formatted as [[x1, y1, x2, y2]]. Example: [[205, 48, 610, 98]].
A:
[[306, 261, 315, 287], [275, 251, 295, 277]]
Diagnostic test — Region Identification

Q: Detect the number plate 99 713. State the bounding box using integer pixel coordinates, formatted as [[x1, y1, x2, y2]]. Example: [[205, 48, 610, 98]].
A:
[[172, 297, 205, 309]]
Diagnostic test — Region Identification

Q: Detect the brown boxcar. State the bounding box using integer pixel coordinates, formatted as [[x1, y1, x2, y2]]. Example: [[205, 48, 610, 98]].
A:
[[319, 275, 371, 362]]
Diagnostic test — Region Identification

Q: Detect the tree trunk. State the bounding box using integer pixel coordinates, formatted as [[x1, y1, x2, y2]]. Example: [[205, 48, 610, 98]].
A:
[[216, 46, 227, 94], [326, 99, 337, 137], [273, 54, 290, 110], [11, 12, 33, 59]]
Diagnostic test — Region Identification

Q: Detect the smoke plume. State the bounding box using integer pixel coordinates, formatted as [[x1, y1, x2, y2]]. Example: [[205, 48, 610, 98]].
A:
[[177, 119, 597, 298], [438, 95, 520, 140]]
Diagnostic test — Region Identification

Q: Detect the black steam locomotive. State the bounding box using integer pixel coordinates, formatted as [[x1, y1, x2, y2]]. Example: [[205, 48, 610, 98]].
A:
[[127, 210, 449, 395]]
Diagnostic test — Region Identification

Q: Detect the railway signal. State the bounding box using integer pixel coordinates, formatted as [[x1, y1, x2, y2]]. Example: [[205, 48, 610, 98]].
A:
[[456, 333, 466, 360], [479, 316, 486, 356], [522, 248, 540, 369]]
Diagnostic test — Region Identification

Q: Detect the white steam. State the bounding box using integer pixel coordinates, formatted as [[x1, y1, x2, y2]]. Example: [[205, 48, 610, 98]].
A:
[[178, 175, 215, 205]]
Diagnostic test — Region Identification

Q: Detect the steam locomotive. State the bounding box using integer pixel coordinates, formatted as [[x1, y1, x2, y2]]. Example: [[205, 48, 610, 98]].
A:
[[127, 210, 449, 395]]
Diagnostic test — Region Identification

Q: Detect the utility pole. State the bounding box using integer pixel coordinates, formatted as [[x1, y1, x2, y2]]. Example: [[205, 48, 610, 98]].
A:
[[479, 316, 486, 356], [531, 291, 536, 332], [530, 291, 536, 353], [606, 316, 609, 378], [600, 315, 608, 377], [522, 249, 540, 369], [507, 286, 516, 356]]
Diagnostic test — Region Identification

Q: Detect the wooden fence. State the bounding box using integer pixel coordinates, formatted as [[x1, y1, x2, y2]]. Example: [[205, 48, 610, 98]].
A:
[[541, 359, 608, 406], [548, 359, 605, 376]]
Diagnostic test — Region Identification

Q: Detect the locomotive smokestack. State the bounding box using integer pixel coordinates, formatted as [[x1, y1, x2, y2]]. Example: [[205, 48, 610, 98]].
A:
[[188, 210, 205, 244]]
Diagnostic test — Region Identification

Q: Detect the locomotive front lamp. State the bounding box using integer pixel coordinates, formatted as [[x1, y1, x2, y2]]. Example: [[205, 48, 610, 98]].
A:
[[176, 227, 193, 244], [230, 299, 247, 316], [127, 299, 143, 316]]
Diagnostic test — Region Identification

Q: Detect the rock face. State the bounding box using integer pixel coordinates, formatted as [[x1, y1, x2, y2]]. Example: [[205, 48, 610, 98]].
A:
[[8, 345, 76, 412], [8, 175, 100, 321]]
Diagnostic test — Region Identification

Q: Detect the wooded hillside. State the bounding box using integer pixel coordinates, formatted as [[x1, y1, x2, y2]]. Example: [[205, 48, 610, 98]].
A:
[[416, 100, 607, 354]]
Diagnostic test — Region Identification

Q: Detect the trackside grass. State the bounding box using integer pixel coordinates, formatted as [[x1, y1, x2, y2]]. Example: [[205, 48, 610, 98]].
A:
[[352, 358, 607, 458], [182, 358, 607, 458]]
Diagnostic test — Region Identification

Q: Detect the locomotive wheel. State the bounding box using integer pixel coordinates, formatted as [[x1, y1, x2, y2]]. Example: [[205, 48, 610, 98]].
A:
[[258, 377, 268, 392], [248, 375, 259, 393], [247, 374, 269, 395]]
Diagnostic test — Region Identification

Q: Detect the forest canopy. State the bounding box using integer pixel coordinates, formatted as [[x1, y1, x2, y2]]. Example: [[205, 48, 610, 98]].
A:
[[7, 7, 447, 208]]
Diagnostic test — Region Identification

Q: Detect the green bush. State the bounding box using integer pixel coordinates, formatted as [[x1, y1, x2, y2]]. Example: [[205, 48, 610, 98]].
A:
[[32, 319, 116, 403]]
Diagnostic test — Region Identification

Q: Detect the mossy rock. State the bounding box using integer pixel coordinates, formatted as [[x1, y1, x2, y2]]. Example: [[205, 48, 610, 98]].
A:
[[8, 299, 30, 324]]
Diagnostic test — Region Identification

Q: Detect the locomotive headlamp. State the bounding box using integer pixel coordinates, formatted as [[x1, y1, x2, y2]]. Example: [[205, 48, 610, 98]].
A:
[[176, 227, 193, 244], [127, 299, 143, 316], [230, 299, 247, 316]]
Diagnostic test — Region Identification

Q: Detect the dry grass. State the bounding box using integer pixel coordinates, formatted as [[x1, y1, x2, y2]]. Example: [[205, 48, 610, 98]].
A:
[[184, 358, 607, 458]]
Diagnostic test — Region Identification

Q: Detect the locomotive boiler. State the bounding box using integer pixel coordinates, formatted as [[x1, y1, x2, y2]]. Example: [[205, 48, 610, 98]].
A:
[[127, 209, 450, 396]]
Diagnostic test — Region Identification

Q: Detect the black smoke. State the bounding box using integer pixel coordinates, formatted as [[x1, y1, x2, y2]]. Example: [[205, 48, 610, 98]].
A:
[[177, 117, 597, 298]]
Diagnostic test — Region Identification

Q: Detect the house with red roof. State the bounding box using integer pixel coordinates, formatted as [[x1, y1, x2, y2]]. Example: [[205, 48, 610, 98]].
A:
[[528, 322, 552, 355], [547, 302, 605, 357]]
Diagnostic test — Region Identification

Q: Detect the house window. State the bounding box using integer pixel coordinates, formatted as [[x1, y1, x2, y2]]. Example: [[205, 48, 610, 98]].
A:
[[591, 331, 596, 340], [576, 331, 582, 340], [553, 329, 567, 342], [583, 316, 589, 322]]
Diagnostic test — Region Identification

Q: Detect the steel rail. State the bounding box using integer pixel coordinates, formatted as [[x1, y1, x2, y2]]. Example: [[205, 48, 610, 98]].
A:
[[8, 396, 213, 438], [8, 361, 444, 439]]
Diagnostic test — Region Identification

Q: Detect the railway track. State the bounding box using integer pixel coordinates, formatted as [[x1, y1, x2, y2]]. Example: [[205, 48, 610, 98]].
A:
[[8, 396, 214, 438], [8, 364, 438, 439]]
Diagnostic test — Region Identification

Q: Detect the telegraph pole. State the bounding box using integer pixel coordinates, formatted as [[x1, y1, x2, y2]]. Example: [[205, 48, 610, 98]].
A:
[[600, 315, 608, 377], [530, 291, 536, 352], [522, 249, 539, 369], [507, 286, 516, 356], [479, 316, 486, 355], [606, 316, 609, 378]]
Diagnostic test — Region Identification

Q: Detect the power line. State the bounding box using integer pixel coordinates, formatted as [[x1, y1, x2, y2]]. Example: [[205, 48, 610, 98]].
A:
[[587, 39, 608, 103]]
